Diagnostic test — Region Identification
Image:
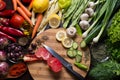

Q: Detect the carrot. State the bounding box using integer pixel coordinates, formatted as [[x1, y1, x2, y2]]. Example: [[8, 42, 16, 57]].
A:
[[12, 0, 17, 10], [16, 0, 32, 17], [17, 7, 33, 27], [32, 14, 43, 38], [28, 0, 34, 11]]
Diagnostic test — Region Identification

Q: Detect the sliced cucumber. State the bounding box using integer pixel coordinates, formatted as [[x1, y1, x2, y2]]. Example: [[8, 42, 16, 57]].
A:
[[75, 55, 82, 63], [67, 49, 77, 58], [77, 50, 82, 56], [72, 41, 78, 49]]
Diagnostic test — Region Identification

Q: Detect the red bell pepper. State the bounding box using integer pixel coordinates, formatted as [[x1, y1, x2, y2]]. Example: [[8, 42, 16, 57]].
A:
[[0, 10, 15, 17], [0, 26, 25, 36], [0, 31, 16, 42]]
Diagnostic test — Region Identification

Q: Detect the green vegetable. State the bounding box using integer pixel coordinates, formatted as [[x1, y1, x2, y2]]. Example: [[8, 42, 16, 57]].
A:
[[77, 50, 82, 56], [72, 42, 78, 49], [58, 0, 71, 9], [67, 49, 77, 58], [80, 24, 102, 48], [75, 24, 82, 36], [82, 0, 107, 38], [74, 62, 88, 71], [107, 9, 120, 43], [75, 55, 82, 63], [93, 0, 118, 43], [89, 60, 120, 80]]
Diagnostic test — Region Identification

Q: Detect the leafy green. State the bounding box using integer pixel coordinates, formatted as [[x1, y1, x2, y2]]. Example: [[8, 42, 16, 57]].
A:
[[107, 9, 120, 43], [89, 60, 120, 80]]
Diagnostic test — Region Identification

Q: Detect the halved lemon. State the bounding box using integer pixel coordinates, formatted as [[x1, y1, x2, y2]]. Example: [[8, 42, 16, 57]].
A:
[[49, 14, 61, 28], [62, 37, 73, 48], [56, 30, 67, 41]]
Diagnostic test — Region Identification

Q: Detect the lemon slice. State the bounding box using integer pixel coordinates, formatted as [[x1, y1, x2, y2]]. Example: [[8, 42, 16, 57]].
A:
[[62, 37, 73, 48], [56, 30, 67, 41], [49, 14, 61, 28]]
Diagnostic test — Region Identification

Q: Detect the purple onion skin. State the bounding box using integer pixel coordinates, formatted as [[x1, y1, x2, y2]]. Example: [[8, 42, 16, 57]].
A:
[[0, 51, 6, 61], [0, 37, 9, 49], [0, 62, 9, 78]]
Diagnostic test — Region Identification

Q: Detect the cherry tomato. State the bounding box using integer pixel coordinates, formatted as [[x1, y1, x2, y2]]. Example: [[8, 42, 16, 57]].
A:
[[10, 14, 25, 28], [0, 1, 6, 11], [47, 57, 63, 72], [35, 47, 52, 60], [22, 0, 32, 3]]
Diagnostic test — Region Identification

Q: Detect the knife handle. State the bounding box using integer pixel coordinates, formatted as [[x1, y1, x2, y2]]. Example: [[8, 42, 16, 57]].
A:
[[67, 66, 85, 80]]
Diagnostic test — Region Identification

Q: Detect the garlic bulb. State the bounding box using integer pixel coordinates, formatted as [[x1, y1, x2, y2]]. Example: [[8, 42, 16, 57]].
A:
[[85, 8, 94, 17], [80, 13, 89, 20], [66, 26, 77, 38], [79, 20, 90, 30]]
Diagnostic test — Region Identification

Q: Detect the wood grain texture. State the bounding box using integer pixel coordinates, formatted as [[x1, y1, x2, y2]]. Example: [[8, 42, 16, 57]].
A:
[[27, 28, 91, 80]]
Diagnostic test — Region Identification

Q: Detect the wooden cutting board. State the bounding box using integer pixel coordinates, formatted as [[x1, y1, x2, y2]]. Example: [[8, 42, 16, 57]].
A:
[[27, 28, 91, 80]]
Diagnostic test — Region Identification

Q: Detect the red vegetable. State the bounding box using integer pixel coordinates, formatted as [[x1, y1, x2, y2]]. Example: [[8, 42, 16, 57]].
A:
[[0, 0, 6, 11], [23, 54, 41, 62], [0, 10, 15, 17], [47, 57, 63, 72], [0, 18, 10, 26], [35, 47, 52, 60], [0, 31, 16, 42], [10, 14, 25, 28], [0, 26, 24, 36]]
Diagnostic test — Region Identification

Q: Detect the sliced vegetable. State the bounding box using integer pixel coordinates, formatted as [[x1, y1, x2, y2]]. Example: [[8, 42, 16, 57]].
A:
[[35, 47, 52, 60], [72, 41, 78, 49], [56, 30, 67, 41], [67, 49, 77, 58], [62, 37, 73, 48], [47, 57, 63, 72], [75, 55, 82, 63]]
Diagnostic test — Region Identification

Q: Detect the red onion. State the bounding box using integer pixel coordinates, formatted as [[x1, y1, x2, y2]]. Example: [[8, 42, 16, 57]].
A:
[[0, 51, 6, 61], [0, 62, 9, 78], [0, 37, 9, 49]]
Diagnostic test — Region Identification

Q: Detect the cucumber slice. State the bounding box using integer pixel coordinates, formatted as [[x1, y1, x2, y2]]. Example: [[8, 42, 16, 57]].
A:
[[67, 49, 77, 58], [77, 50, 82, 56], [75, 55, 82, 63], [72, 41, 78, 49]]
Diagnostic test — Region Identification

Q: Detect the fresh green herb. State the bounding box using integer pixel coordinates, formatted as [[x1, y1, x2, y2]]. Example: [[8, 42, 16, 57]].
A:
[[89, 60, 120, 80]]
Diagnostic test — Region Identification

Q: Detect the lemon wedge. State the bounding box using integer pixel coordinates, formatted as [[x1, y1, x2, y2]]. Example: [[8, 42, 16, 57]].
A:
[[62, 37, 73, 48], [49, 14, 61, 28], [56, 30, 67, 41]]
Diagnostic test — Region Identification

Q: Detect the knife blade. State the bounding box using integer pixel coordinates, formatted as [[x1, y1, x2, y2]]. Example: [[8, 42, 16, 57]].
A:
[[42, 44, 84, 80]]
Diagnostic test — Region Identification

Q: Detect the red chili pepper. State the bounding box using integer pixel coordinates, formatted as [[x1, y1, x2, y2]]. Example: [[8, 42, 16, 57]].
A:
[[0, 18, 10, 26], [0, 31, 16, 42], [0, 26, 25, 36], [0, 10, 15, 17]]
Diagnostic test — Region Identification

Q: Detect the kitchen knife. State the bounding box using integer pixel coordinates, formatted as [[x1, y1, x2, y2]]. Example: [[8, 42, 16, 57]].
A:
[[42, 44, 84, 80]]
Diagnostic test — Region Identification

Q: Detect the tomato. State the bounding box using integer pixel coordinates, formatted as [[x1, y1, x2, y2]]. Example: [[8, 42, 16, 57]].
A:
[[10, 14, 25, 28], [0, 1, 6, 11], [35, 47, 52, 60], [47, 57, 63, 72], [22, 0, 32, 3]]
